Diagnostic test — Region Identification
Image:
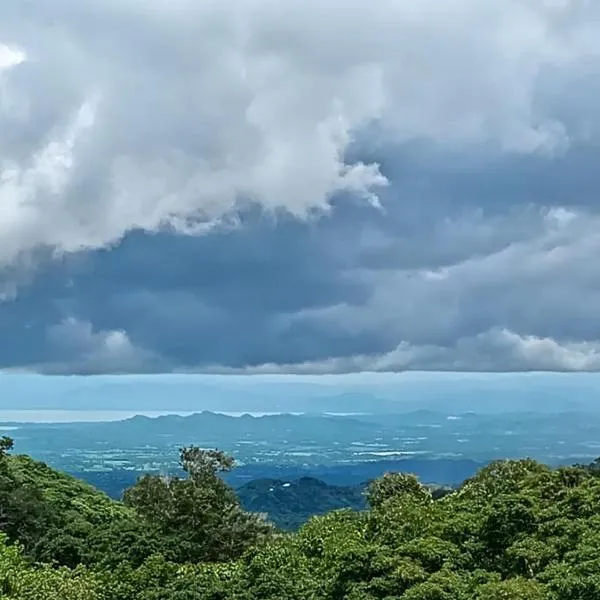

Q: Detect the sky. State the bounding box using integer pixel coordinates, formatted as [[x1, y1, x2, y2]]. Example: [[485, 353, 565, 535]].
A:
[[2, 1, 600, 374], [2, 372, 600, 413]]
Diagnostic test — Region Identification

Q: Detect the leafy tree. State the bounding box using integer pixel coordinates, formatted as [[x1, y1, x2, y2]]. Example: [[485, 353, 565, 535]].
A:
[[366, 472, 431, 509], [0, 443, 50, 551], [0, 436, 14, 456], [124, 446, 273, 563], [474, 577, 547, 600], [0, 533, 103, 600]]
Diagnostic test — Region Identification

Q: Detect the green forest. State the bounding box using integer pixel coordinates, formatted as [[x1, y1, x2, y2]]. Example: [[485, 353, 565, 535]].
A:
[[2, 434, 600, 600]]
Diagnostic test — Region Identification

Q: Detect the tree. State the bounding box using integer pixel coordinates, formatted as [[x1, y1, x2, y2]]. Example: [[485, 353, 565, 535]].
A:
[[0, 436, 14, 457], [181, 447, 235, 479], [366, 472, 431, 509], [474, 578, 547, 600], [0, 533, 103, 600], [0, 442, 49, 550], [124, 446, 273, 563]]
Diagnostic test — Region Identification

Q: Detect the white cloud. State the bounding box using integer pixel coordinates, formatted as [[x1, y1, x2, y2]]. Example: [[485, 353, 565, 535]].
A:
[[1, 100, 99, 260], [43, 318, 161, 374], [225, 328, 600, 374], [0, 44, 25, 71], [0, 43, 26, 131], [14, 322, 600, 374], [1, 0, 600, 266]]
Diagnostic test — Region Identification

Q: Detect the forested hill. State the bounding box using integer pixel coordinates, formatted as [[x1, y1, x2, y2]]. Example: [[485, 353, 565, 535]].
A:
[[237, 476, 367, 530], [3, 435, 600, 599], [235, 477, 454, 530]]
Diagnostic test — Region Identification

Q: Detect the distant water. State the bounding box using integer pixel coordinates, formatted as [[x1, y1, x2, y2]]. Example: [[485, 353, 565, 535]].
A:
[[0, 410, 308, 424]]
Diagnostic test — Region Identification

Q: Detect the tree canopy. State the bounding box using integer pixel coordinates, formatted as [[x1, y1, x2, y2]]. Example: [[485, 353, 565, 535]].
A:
[[3, 438, 600, 599]]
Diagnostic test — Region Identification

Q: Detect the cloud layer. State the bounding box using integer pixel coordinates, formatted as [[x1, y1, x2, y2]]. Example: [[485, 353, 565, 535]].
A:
[[2, 0, 600, 373]]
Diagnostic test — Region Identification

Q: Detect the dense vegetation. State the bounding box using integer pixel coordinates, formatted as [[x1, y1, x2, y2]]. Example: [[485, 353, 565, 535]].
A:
[[2, 434, 600, 599]]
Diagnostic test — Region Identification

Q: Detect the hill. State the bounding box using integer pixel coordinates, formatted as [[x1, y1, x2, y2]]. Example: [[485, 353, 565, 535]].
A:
[[0, 451, 147, 568], [5, 454, 129, 520], [236, 476, 454, 530], [237, 476, 367, 530], [9, 409, 600, 478]]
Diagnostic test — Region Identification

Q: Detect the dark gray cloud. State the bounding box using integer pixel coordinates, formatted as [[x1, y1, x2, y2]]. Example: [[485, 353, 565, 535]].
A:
[[3, 0, 600, 373], [4, 143, 600, 373]]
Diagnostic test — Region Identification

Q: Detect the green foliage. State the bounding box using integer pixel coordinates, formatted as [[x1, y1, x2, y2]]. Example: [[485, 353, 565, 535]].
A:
[[0, 437, 14, 456], [0, 449, 148, 569], [123, 446, 273, 564], [366, 471, 431, 508], [474, 578, 547, 600], [1, 444, 272, 572], [0, 533, 103, 600], [5, 440, 600, 600]]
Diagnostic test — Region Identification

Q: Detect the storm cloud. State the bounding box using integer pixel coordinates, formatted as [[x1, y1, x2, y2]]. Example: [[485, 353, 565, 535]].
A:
[[2, 0, 600, 373]]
